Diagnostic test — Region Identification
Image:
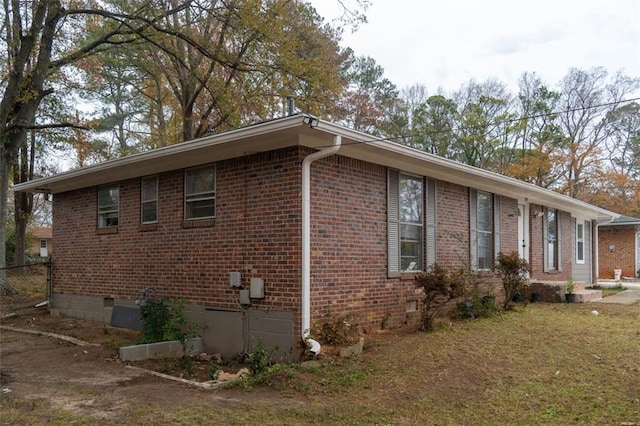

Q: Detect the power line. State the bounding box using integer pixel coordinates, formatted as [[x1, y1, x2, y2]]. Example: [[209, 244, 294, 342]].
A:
[[312, 96, 640, 149]]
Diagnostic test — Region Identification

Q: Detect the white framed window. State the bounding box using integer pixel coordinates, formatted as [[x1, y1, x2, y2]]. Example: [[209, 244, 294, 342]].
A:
[[141, 176, 158, 224], [399, 174, 424, 272], [185, 165, 215, 220], [543, 207, 562, 271], [470, 190, 501, 271], [98, 186, 119, 228], [389, 170, 432, 276], [576, 221, 585, 264]]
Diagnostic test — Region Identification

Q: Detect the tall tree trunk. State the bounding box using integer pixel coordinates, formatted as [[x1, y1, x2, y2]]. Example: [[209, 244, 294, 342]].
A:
[[0, 143, 17, 295], [13, 136, 34, 268], [13, 207, 27, 267]]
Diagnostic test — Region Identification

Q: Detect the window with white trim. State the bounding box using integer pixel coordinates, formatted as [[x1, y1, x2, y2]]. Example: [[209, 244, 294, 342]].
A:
[[470, 190, 501, 271], [399, 174, 424, 271], [576, 221, 585, 264], [388, 170, 429, 276], [543, 207, 561, 271], [98, 186, 119, 228], [185, 165, 215, 220], [141, 176, 158, 224], [388, 170, 437, 277]]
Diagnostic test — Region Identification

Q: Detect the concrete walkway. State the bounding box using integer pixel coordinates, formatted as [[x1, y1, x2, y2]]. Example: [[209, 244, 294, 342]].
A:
[[597, 279, 640, 291], [592, 290, 640, 305]]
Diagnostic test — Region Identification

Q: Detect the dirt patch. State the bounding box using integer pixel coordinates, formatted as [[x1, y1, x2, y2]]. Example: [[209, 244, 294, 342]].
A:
[[0, 306, 304, 423]]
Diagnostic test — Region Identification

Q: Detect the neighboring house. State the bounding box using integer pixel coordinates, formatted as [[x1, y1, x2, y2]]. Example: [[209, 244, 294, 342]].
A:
[[598, 216, 640, 279], [26, 226, 53, 258], [13, 115, 619, 359]]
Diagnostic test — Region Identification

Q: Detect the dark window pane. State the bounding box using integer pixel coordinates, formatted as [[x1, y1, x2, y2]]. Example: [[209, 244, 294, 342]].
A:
[[186, 167, 215, 195], [477, 192, 493, 232], [399, 176, 423, 223], [142, 177, 157, 202], [142, 201, 158, 223], [401, 223, 423, 271], [186, 199, 215, 219]]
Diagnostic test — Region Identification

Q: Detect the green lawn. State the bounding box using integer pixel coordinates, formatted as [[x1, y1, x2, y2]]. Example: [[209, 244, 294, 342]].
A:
[[2, 301, 638, 425]]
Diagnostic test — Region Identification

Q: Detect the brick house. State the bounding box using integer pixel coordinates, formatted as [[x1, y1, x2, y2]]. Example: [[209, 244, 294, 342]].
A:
[[598, 216, 640, 279], [14, 115, 619, 359], [26, 226, 52, 258]]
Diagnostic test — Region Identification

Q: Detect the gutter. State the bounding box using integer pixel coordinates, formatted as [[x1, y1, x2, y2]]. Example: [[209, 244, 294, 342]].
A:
[[301, 125, 341, 356]]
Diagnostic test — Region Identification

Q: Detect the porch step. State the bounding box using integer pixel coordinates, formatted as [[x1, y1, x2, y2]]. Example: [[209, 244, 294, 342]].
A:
[[572, 289, 602, 303]]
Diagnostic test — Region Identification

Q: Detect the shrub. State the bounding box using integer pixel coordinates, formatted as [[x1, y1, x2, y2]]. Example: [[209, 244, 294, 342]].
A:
[[247, 341, 269, 376], [494, 251, 530, 310], [414, 264, 467, 331], [452, 282, 499, 319], [139, 298, 199, 344], [314, 314, 360, 346]]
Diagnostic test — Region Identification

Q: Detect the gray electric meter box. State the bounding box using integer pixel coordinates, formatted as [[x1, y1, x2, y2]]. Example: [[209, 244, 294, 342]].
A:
[[250, 278, 264, 299]]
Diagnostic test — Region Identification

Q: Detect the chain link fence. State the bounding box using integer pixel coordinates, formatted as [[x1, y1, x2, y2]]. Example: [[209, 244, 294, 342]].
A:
[[0, 261, 51, 300]]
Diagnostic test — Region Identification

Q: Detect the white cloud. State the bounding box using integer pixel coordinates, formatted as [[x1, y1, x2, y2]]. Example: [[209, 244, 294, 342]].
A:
[[310, 0, 640, 94]]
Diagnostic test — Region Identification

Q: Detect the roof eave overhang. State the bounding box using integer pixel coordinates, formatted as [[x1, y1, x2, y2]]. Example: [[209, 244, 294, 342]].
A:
[[13, 115, 312, 194], [13, 116, 620, 221], [312, 122, 619, 221]]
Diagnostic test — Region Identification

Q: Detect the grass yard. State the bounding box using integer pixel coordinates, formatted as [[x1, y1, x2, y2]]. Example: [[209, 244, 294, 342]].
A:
[[2, 300, 638, 425]]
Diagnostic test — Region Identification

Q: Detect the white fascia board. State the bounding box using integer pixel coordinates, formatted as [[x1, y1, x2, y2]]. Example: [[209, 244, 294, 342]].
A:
[[13, 115, 308, 194], [13, 115, 622, 222]]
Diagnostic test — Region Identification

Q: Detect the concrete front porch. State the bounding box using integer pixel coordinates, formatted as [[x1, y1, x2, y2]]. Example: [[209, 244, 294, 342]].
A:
[[525, 281, 602, 303]]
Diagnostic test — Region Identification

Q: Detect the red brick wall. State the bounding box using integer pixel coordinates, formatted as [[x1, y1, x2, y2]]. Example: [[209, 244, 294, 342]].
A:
[[53, 147, 304, 315], [528, 204, 573, 281], [598, 226, 638, 278], [436, 181, 469, 269], [308, 153, 399, 329], [52, 145, 521, 337], [432, 183, 519, 270], [500, 197, 519, 256]]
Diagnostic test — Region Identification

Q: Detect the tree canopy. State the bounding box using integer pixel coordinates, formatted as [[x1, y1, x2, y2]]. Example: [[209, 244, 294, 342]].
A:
[[1, 0, 639, 288]]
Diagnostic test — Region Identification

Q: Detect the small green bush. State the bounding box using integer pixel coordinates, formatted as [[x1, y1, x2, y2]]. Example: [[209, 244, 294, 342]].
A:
[[139, 298, 198, 344], [247, 341, 269, 376]]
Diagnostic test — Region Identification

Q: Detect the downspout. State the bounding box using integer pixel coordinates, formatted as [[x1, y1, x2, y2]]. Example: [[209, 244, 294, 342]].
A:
[[301, 133, 341, 356]]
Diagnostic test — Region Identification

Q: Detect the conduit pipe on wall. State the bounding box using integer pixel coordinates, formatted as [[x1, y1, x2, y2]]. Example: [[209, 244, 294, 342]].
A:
[[301, 132, 342, 356]]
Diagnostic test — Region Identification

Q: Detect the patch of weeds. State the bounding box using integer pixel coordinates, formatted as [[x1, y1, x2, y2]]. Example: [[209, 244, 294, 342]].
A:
[[208, 361, 220, 380], [452, 282, 499, 320], [104, 338, 131, 349], [181, 356, 196, 377], [221, 343, 308, 392], [160, 358, 178, 374], [317, 358, 375, 392], [223, 362, 299, 392], [246, 340, 270, 376], [314, 314, 361, 346], [363, 339, 385, 351]]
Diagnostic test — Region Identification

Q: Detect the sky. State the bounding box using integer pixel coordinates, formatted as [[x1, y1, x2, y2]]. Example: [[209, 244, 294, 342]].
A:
[[310, 0, 640, 95]]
